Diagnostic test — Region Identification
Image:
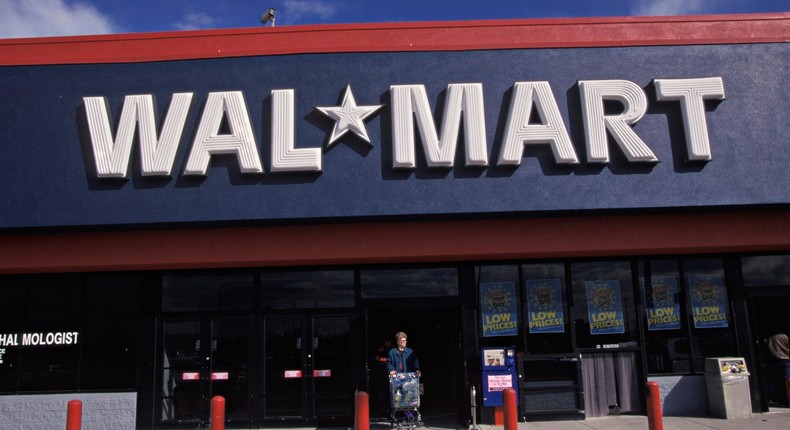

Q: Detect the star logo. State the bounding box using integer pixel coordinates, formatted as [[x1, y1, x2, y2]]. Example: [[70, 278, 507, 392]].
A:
[[316, 85, 382, 148]]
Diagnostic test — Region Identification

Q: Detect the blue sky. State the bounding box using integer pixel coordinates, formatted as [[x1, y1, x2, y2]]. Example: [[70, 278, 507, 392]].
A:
[[0, 0, 787, 39]]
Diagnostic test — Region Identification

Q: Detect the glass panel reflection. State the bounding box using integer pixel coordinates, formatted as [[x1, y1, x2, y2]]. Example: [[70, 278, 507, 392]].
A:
[[163, 273, 255, 312], [260, 270, 354, 309], [741, 255, 790, 287], [361, 267, 458, 298], [161, 320, 203, 422]]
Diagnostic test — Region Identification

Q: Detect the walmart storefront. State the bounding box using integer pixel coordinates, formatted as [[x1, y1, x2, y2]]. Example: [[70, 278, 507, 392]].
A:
[[0, 13, 788, 429]]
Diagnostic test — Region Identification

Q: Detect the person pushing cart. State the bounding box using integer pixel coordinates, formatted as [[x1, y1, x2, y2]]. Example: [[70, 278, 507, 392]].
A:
[[387, 332, 422, 429]]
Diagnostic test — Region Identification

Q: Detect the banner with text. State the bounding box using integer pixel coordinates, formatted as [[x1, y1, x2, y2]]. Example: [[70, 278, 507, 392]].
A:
[[644, 276, 682, 331], [586, 280, 625, 335], [481, 282, 519, 337], [526, 279, 565, 334], [688, 274, 729, 329]]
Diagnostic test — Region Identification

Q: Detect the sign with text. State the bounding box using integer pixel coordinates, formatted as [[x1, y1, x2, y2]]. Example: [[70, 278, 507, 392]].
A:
[[486, 374, 514, 391], [644, 276, 681, 331], [284, 370, 302, 378], [481, 282, 518, 337], [586, 280, 625, 335], [3, 32, 789, 230], [182, 372, 200, 381], [526, 279, 565, 334], [688, 274, 729, 329], [211, 372, 229, 380], [0, 331, 79, 366]]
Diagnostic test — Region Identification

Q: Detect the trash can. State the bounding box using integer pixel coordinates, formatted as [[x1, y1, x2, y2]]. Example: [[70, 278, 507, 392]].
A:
[[704, 357, 752, 419]]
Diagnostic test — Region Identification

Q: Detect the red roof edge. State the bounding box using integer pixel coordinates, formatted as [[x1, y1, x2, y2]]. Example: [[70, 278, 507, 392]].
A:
[[0, 13, 788, 66]]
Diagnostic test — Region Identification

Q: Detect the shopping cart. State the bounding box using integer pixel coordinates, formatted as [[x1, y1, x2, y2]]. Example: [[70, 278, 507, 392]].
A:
[[389, 372, 422, 429]]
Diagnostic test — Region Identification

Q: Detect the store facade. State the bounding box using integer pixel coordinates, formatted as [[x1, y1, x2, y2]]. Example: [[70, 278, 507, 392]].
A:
[[0, 13, 789, 429]]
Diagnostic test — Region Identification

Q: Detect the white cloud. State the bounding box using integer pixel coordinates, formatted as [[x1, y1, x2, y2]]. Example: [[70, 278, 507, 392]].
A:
[[0, 0, 117, 39], [282, 0, 339, 24], [173, 12, 220, 31], [630, 0, 707, 16]]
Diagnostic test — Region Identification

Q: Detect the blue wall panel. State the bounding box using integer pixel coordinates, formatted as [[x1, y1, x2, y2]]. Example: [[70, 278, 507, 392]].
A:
[[0, 43, 787, 228]]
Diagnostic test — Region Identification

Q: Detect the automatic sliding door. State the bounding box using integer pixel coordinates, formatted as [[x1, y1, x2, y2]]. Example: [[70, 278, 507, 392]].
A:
[[210, 319, 251, 423], [161, 320, 204, 424], [263, 317, 306, 419], [312, 316, 353, 418], [261, 315, 354, 423], [159, 318, 252, 428]]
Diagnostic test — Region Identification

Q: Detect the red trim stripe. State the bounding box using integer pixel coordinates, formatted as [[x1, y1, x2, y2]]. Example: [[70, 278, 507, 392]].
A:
[[0, 210, 787, 274], [0, 13, 787, 66]]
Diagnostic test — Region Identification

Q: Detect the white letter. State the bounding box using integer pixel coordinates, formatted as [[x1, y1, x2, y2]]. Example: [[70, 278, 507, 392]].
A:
[[140, 93, 193, 176], [498, 81, 579, 166], [184, 91, 263, 176], [579, 79, 658, 163], [390, 84, 488, 169], [654, 77, 725, 161], [271, 89, 322, 172], [84, 94, 192, 178]]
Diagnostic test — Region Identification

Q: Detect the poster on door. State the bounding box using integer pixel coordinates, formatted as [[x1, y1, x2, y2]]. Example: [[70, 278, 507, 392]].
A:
[[480, 282, 518, 337], [585, 280, 625, 335], [644, 276, 681, 331], [688, 274, 729, 329], [525, 279, 565, 333]]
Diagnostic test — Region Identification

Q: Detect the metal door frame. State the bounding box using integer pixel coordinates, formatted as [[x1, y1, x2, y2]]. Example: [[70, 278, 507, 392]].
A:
[[259, 312, 357, 425], [156, 315, 254, 429]]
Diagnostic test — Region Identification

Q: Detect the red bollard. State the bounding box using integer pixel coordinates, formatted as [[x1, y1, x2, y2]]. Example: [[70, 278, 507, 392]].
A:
[[355, 391, 370, 430], [210, 396, 225, 430], [66, 399, 82, 430], [503, 387, 518, 430], [785, 378, 790, 406], [645, 381, 664, 430]]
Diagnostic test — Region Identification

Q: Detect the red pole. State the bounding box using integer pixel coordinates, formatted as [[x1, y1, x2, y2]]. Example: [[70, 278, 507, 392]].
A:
[[503, 387, 518, 430], [645, 381, 664, 430], [355, 390, 370, 430], [66, 399, 82, 430], [210, 396, 225, 430]]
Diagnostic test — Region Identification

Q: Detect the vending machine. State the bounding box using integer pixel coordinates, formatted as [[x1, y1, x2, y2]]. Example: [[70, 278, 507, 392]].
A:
[[481, 347, 518, 407]]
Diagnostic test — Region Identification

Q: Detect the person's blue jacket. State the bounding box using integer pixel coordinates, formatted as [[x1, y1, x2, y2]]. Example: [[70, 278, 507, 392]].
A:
[[387, 347, 420, 373]]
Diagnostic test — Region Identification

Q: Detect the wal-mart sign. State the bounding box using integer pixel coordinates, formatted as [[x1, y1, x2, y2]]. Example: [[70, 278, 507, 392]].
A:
[[1, 42, 788, 228]]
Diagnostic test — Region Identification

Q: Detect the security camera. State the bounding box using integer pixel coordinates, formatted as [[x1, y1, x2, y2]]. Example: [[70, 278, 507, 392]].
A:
[[261, 8, 276, 26]]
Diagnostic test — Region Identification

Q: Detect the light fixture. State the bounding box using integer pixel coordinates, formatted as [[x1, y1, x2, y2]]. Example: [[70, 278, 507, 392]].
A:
[[260, 8, 276, 27]]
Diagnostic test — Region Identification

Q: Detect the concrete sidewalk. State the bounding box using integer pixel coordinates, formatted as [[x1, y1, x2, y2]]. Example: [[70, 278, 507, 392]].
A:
[[258, 408, 790, 430], [501, 409, 790, 429], [361, 407, 790, 430], [467, 409, 789, 430]]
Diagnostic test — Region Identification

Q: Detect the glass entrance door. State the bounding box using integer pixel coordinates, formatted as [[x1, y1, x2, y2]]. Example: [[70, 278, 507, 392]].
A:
[[260, 315, 354, 424], [159, 318, 251, 428]]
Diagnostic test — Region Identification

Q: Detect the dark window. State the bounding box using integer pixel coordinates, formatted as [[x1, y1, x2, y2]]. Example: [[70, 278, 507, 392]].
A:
[[0, 273, 141, 393], [639, 258, 737, 375], [0, 278, 25, 393], [638, 260, 689, 374], [0, 276, 26, 327], [18, 346, 79, 391], [360, 267, 458, 299], [17, 275, 82, 392], [260, 270, 354, 309], [684, 259, 736, 372], [79, 274, 140, 390]]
